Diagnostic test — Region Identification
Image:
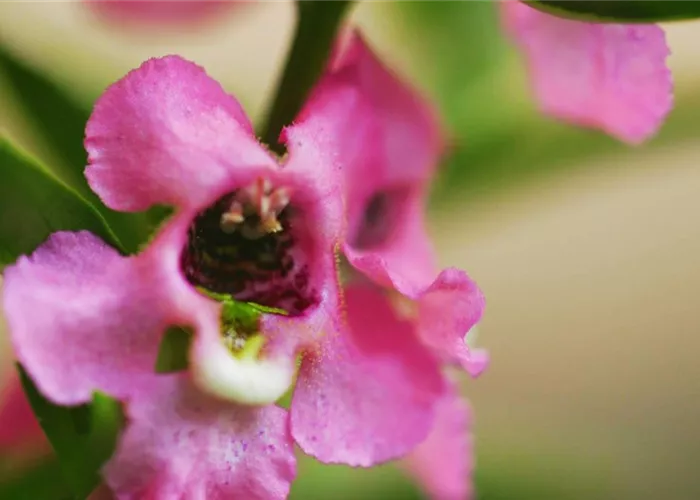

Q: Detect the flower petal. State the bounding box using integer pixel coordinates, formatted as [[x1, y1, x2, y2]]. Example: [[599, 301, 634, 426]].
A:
[[502, 1, 673, 144], [305, 30, 444, 285], [402, 380, 473, 500], [280, 82, 348, 250], [86, 55, 276, 212], [343, 194, 437, 297], [415, 268, 486, 377], [291, 284, 445, 466], [104, 375, 296, 500], [327, 31, 444, 191], [2, 231, 169, 405]]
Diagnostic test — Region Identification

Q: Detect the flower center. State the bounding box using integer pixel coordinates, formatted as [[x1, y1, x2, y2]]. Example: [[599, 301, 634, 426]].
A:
[[181, 177, 318, 316]]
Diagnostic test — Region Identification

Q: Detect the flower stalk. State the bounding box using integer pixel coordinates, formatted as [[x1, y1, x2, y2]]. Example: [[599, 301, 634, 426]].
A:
[[260, 0, 353, 152]]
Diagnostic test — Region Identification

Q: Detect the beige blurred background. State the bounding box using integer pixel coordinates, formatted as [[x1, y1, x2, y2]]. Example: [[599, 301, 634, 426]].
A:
[[0, 2, 699, 499]]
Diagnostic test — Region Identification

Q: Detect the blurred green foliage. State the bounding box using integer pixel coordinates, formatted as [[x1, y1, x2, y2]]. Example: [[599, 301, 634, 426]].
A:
[[288, 449, 608, 500], [432, 84, 700, 211], [0, 450, 604, 500], [0, 44, 167, 253], [391, 0, 506, 114], [0, 137, 120, 266], [0, 458, 70, 500], [0, 45, 90, 193]]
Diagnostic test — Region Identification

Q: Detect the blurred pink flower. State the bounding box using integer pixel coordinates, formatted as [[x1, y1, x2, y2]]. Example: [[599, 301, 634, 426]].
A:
[[0, 370, 44, 451], [502, 1, 673, 144], [3, 46, 453, 497], [87, 0, 239, 27]]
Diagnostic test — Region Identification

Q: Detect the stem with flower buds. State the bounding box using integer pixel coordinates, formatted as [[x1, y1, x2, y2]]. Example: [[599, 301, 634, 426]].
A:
[[260, 0, 353, 153]]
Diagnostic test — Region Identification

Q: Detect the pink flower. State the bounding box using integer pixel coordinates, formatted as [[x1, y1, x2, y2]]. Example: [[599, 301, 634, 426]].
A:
[[501, 1, 673, 144], [295, 32, 487, 496], [3, 49, 451, 497], [87, 0, 239, 28]]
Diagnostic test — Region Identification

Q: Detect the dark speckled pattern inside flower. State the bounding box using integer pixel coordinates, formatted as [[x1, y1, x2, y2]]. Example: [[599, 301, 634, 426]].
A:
[[181, 189, 318, 316]]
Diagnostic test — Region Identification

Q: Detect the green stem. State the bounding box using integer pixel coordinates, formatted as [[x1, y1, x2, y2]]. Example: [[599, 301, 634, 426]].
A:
[[260, 0, 353, 153]]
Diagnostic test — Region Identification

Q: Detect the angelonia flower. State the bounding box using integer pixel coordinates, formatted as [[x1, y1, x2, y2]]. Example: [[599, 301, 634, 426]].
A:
[[2, 29, 485, 499], [501, 0, 673, 144]]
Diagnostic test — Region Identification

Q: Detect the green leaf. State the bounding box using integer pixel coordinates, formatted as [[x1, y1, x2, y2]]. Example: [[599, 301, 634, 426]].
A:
[[525, 1, 700, 23], [0, 44, 167, 252], [0, 136, 121, 267], [17, 366, 123, 499]]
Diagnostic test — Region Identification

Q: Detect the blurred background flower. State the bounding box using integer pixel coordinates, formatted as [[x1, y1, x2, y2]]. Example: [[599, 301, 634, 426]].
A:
[[86, 0, 238, 28], [0, 337, 50, 496], [0, 373, 42, 452], [0, 1, 698, 499]]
